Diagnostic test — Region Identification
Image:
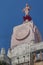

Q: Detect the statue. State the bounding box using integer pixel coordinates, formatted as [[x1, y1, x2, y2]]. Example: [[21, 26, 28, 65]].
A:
[[23, 3, 32, 21], [23, 3, 31, 16]]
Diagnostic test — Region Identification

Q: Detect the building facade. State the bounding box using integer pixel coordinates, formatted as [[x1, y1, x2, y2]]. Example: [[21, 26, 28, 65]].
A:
[[8, 4, 43, 65], [0, 4, 43, 65]]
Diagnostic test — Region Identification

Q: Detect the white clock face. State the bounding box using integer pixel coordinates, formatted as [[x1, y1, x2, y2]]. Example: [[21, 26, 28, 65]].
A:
[[15, 24, 30, 41]]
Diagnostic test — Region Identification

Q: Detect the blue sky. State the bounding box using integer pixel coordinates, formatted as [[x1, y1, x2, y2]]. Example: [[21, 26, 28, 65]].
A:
[[0, 0, 43, 51]]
